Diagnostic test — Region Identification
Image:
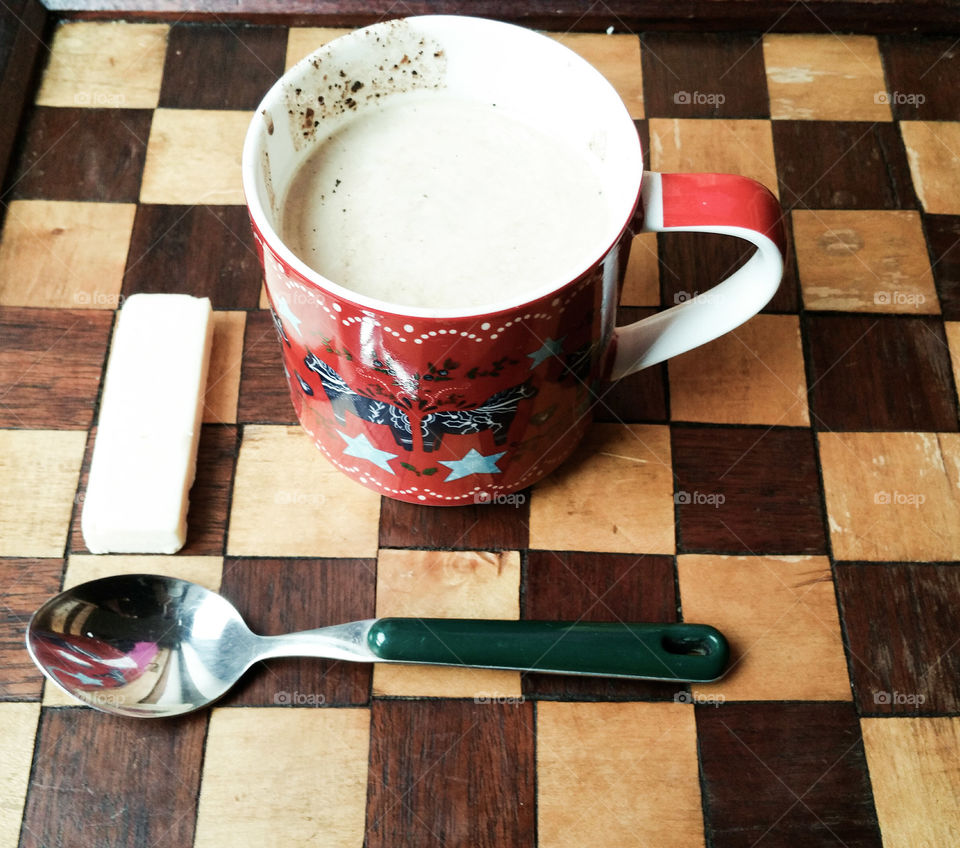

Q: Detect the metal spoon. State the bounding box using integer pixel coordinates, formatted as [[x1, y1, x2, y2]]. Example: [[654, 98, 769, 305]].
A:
[[26, 573, 729, 718]]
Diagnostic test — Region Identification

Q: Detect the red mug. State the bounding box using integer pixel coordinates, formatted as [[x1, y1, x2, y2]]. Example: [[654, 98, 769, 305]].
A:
[[242, 16, 785, 506]]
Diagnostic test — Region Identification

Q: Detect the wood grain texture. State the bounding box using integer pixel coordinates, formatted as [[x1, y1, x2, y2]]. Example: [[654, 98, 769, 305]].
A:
[[900, 121, 960, 215], [641, 33, 768, 118], [0, 199, 135, 309], [0, 306, 113, 428], [0, 558, 62, 699], [37, 0, 960, 34], [218, 557, 374, 706], [237, 308, 298, 423], [159, 22, 285, 109], [678, 555, 851, 701], [123, 204, 263, 307], [10, 106, 152, 202], [762, 34, 889, 121], [373, 549, 521, 698], [697, 702, 882, 848], [366, 698, 535, 848], [672, 426, 827, 554], [36, 21, 168, 108], [227, 424, 381, 557], [818, 432, 960, 562], [529, 423, 675, 555], [793, 209, 939, 314], [925, 214, 960, 320], [861, 717, 960, 848], [21, 708, 208, 848], [773, 121, 917, 210], [0, 702, 40, 848], [378, 491, 530, 549], [668, 314, 809, 426], [522, 551, 678, 700], [0, 429, 85, 557], [836, 563, 960, 715], [805, 315, 957, 431], [202, 310, 245, 424], [880, 36, 960, 121], [195, 707, 369, 848], [538, 701, 704, 848]]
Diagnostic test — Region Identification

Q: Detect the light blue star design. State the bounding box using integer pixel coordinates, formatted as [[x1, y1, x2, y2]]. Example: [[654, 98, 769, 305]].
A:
[[337, 430, 398, 475], [276, 295, 303, 336], [527, 337, 566, 370], [439, 448, 506, 482]]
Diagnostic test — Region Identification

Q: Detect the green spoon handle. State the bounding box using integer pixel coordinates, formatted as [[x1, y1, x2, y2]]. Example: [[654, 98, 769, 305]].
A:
[[366, 619, 729, 682]]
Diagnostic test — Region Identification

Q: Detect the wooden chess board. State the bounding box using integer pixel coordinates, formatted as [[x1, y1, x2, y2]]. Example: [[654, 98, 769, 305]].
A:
[[2, 17, 959, 848]]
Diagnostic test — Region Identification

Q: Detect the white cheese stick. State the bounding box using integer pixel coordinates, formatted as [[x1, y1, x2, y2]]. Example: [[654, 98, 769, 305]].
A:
[[81, 293, 213, 554]]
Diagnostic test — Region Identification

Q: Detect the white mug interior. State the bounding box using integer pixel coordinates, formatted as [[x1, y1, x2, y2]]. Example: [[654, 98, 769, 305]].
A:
[[242, 15, 645, 319]]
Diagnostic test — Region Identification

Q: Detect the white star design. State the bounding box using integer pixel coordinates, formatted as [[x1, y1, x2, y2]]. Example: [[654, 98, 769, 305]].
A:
[[337, 430, 398, 475], [276, 295, 303, 337], [438, 448, 506, 482], [527, 337, 565, 369]]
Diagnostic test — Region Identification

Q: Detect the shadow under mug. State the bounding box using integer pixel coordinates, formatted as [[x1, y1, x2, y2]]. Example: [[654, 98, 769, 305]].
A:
[[242, 15, 786, 506]]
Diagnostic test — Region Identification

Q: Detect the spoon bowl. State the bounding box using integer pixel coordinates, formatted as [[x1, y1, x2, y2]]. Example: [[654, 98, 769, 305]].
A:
[[28, 573, 729, 718]]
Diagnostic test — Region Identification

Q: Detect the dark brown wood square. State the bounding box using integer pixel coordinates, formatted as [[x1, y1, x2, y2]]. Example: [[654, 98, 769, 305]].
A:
[[772, 121, 917, 210], [159, 23, 287, 110], [805, 314, 957, 432], [522, 550, 678, 700], [880, 37, 960, 121], [218, 557, 375, 706], [237, 308, 298, 423], [378, 494, 530, 550], [9, 106, 152, 202], [0, 306, 113, 428], [122, 204, 262, 307], [924, 214, 960, 320], [366, 698, 535, 848], [21, 708, 207, 848], [671, 426, 826, 554], [0, 558, 62, 699], [836, 562, 960, 715], [697, 701, 882, 848], [642, 33, 768, 118]]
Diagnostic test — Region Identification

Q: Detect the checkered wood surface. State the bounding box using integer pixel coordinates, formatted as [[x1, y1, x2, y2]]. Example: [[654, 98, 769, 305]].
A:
[[2, 21, 960, 848]]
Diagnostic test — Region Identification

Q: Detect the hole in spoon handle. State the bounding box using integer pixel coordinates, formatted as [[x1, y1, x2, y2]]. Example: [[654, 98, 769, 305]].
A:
[[367, 619, 729, 682]]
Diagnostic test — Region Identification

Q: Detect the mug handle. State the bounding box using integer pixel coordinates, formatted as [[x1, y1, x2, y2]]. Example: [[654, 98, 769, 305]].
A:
[[608, 171, 787, 380]]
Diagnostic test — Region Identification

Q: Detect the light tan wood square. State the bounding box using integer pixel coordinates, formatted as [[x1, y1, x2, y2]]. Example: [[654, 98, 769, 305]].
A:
[[373, 549, 521, 698], [203, 311, 246, 424], [862, 717, 960, 848], [36, 22, 168, 109], [529, 424, 674, 554], [648, 118, 779, 199], [947, 323, 960, 397], [538, 701, 704, 848], [0, 200, 135, 309], [0, 429, 85, 557], [620, 231, 660, 306], [0, 702, 40, 848], [669, 314, 809, 425], [195, 707, 370, 848], [228, 424, 380, 557], [678, 555, 851, 701], [549, 33, 644, 118], [819, 432, 960, 561], [793, 210, 939, 313], [140, 109, 251, 205], [762, 34, 890, 121], [285, 27, 355, 71], [900, 121, 960, 215], [42, 555, 225, 705]]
